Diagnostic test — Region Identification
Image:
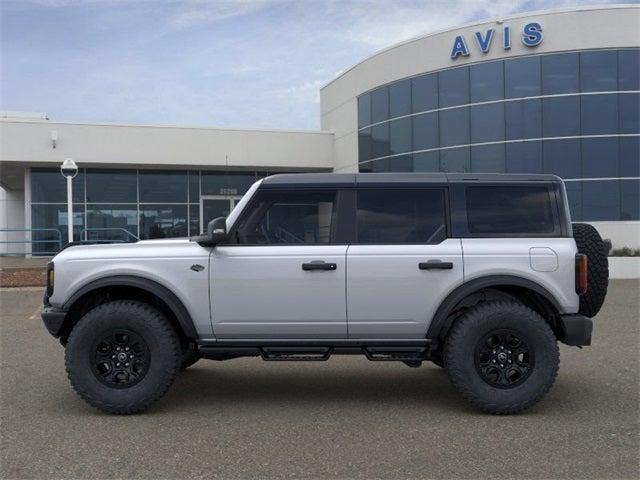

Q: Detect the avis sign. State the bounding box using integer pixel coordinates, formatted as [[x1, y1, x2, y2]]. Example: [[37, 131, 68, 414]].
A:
[[450, 22, 543, 59]]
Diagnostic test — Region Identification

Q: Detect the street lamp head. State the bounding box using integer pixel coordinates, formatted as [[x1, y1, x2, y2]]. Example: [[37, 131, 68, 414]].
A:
[[60, 158, 78, 178]]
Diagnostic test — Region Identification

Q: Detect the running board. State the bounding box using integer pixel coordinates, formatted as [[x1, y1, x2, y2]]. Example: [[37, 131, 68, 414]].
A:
[[260, 347, 332, 361]]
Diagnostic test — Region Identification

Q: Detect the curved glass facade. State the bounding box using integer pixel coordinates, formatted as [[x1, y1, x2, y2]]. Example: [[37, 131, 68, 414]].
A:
[[357, 48, 640, 221]]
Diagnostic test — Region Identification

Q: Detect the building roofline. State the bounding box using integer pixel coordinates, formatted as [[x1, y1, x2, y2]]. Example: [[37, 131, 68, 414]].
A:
[[0, 117, 334, 136], [320, 4, 639, 91]]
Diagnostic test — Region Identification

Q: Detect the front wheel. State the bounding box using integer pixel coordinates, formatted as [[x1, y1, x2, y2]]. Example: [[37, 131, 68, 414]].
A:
[[444, 301, 559, 414], [65, 300, 181, 414]]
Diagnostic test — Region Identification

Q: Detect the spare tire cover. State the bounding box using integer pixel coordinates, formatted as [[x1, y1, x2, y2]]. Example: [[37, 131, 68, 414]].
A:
[[572, 223, 609, 317]]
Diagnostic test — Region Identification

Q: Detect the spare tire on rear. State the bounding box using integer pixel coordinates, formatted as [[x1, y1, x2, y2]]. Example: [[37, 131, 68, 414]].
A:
[[573, 223, 609, 317]]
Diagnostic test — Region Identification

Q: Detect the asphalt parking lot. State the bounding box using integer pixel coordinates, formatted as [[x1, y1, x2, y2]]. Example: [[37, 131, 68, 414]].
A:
[[1, 281, 638, 479]]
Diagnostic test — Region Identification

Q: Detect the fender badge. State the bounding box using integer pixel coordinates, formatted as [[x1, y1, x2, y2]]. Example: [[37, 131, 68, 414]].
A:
[[190, 264, 205, 272]]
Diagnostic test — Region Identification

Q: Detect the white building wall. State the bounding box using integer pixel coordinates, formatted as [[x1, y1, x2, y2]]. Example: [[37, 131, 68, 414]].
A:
[[0, 186, 25, 255]]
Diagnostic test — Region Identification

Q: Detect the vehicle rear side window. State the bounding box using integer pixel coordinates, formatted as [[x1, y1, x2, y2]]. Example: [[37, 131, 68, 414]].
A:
[[465, 186, 556, 235], [235, 190, 337, 244], [356, 189, 447, 244]]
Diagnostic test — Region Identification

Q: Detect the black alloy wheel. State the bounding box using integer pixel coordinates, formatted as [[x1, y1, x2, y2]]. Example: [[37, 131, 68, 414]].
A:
[[91, 330, 150, 388], [474, 329, 533, 388]]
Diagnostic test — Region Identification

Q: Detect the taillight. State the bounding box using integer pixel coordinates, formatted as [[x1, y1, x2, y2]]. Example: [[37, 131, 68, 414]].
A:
[[575, 254, 588, 295]]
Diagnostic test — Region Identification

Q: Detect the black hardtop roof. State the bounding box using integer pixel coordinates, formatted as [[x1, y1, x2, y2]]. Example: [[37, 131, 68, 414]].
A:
[[261, 172, 562, 187]]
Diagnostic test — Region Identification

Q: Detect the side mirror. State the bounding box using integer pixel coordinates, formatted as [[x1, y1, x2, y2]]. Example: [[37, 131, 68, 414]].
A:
[[191, 216, 227, 247]]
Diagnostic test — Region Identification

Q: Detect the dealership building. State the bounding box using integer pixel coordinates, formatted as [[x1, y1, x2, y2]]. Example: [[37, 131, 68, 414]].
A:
[[1, 5, 638, 255]]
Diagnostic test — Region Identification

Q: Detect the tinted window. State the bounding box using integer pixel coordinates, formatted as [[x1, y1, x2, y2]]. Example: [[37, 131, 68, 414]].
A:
[[413, 151, 440, 172], [581, 94, 618, 135], [439, 108, 469, 147], [86, 170, 137, 203], [620, 136, 640, 177], [564, 182, 582, 221], [582, 181, 620, 221], [189, 204, 200, 236], [466, 186, 556, 235], [542, 97, 580, 137], [236, 191, 337, 245], [440, 147, 470, 172], [139, 205, 188, 239], [389, 117, 412, 155], [506, 141, 543, 174], [412, 112, 438, 151], [201, 172, 255, 196], [471, 144, 505, 173], [619, 93, 639, 134], [581, 137, 619, 178], [542, 53, 579, 94], [412, 73, 438, 113], [188, 171, 200, 203], [505, 99, 542, 140], [389, 79, 411, 118], [470, 61, 504, 102], [439, 67, 469, 107], [31, 204, 85, 251], [621, 180, 640, 220], [618, 49, 640, 91], [31, 168, 85, 203], [86, 205, 138, 240], [370, 87, 389, 123], [505, 56, 540, 98], [371, 123, 390, 158], [543, 139, 581, 178], [580, 51, 617, 92], [357, 189, 446, 244], [471, 103, 504, 143], [358, 94, 371, 128], [359, 128, 372, 162], [139, 170, 187, 203], [385, 156, 413, 172]]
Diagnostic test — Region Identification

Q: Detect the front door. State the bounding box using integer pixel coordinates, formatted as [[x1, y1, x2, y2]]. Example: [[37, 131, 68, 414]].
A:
[[209, 188, 347, 339], [200, 195, 242, 233]]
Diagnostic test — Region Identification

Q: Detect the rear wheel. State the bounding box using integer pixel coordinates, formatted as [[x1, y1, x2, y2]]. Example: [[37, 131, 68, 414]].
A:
[[444, 301, 559, 414], [573, 222, 609, 317], [65, 300, 181, 414]]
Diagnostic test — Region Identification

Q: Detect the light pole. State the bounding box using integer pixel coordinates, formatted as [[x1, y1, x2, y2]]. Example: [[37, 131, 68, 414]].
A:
[[60, 158, 78, 244]]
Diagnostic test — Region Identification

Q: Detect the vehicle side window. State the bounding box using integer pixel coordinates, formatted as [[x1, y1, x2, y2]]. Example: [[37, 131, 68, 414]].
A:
[[465, 186, 556, 234], [234, 190, 337, 245], [356, 189, 447, 244]]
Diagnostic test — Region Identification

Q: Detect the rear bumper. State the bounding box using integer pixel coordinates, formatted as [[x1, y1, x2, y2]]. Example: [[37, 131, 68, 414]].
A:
[[559, 314, 593, 346], [41, 307, 68, 338]]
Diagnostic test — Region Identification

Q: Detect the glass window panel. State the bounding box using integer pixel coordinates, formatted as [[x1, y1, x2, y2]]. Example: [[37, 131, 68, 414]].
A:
[[505, 99, 542, 140], [362, 158, 390, 173], [582, 180, 620, 221], [370, 87, 389, 123], [386, 155, 413, 172], [619, 93, 639, 134], [506, 141, 543, 173], [139, 205, 188, 239], [371, 123, 390, 158], [189, 204, 200, 236], [564, 182, 582, 221], [542, 97, 580, 137], [359, 128, 372, 162], [389, 79, 411, 118], [356, 189, 446, 244], [620, 136, 640, 177], [236, 190, 337, 245], [471, 144, 505, 173], [31, 204, 85, 253], [440, 147, 470, 172], [542, 53, 579, 94], [188, 171, 200, 203], [359, 129, 373, 162], [581, 94, 618, 135], [621, 179, 640, 220], [86, 205, 138, 241], [543, 139, 581, 179], [389, 117, 412, 155], [470, 61, 504, 102], [466, 186, 556, 234], [86, 169, 137, 203], [439, 67, 469, 108], [580, 51, 617, 92], [439, 108, 469, 147], [412, 73, 438, 113], [201, 171, 255, 196], [139, 170, 187, 203], [505, 56, 541, 98], [618, 49, 640, 91], [581, 138, 619, 178], [413, 151, 440, 172], [31, 168, 84, 203], [470, 103, 504, 143], [412, 112, 438, 151], [358, 94, 371, 128]]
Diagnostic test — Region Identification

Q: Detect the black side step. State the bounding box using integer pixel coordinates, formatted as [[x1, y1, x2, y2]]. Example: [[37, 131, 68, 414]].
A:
[[260, 347, 332, 361], [363, 347, 428, 362]]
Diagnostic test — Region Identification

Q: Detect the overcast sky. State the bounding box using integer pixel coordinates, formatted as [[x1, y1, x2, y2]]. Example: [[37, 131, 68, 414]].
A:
[[0, 0, 628, 130]]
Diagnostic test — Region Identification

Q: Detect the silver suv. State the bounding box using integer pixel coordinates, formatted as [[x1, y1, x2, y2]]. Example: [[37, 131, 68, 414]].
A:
[[41, 173, 609, 414]]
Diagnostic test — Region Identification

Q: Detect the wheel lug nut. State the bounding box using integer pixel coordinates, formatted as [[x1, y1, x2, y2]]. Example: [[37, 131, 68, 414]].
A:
[[492, 359, 496, 363], [130, 355, 134, 359], [500, 364, 504, 368], [116, 363, 120, 367], [508, 360, 512, 363], [492, 350, 496, 354], [125, 363, 129, 367], [500, 346, 504, 350], [111, 355, 116, 359], [125, 347, 129, 351]]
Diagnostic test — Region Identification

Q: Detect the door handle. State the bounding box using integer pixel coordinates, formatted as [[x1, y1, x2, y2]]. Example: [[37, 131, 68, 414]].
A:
[[419, 260, 454, 270], [302, 261, 337, 271]]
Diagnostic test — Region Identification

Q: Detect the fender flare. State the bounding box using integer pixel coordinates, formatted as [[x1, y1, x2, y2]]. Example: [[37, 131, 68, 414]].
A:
[[63, 275, 198, 339], [426, 275, 563, 341]]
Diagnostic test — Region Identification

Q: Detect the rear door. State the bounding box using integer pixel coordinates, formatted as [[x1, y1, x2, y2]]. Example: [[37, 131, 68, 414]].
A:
[[346, 188, 463, 338]]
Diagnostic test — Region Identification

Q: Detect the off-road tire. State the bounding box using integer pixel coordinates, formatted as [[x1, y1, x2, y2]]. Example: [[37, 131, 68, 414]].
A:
[[430, 351, 445, 368], [180, 347, 201, 370], [444, 301, 559, 414], [65, 300, 181, 414], [573, 222, 609, 317]]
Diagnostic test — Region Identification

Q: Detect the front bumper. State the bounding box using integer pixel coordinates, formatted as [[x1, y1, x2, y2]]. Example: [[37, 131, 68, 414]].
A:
[[559, 314, 593, 346], [41, 307, 68, 338]]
